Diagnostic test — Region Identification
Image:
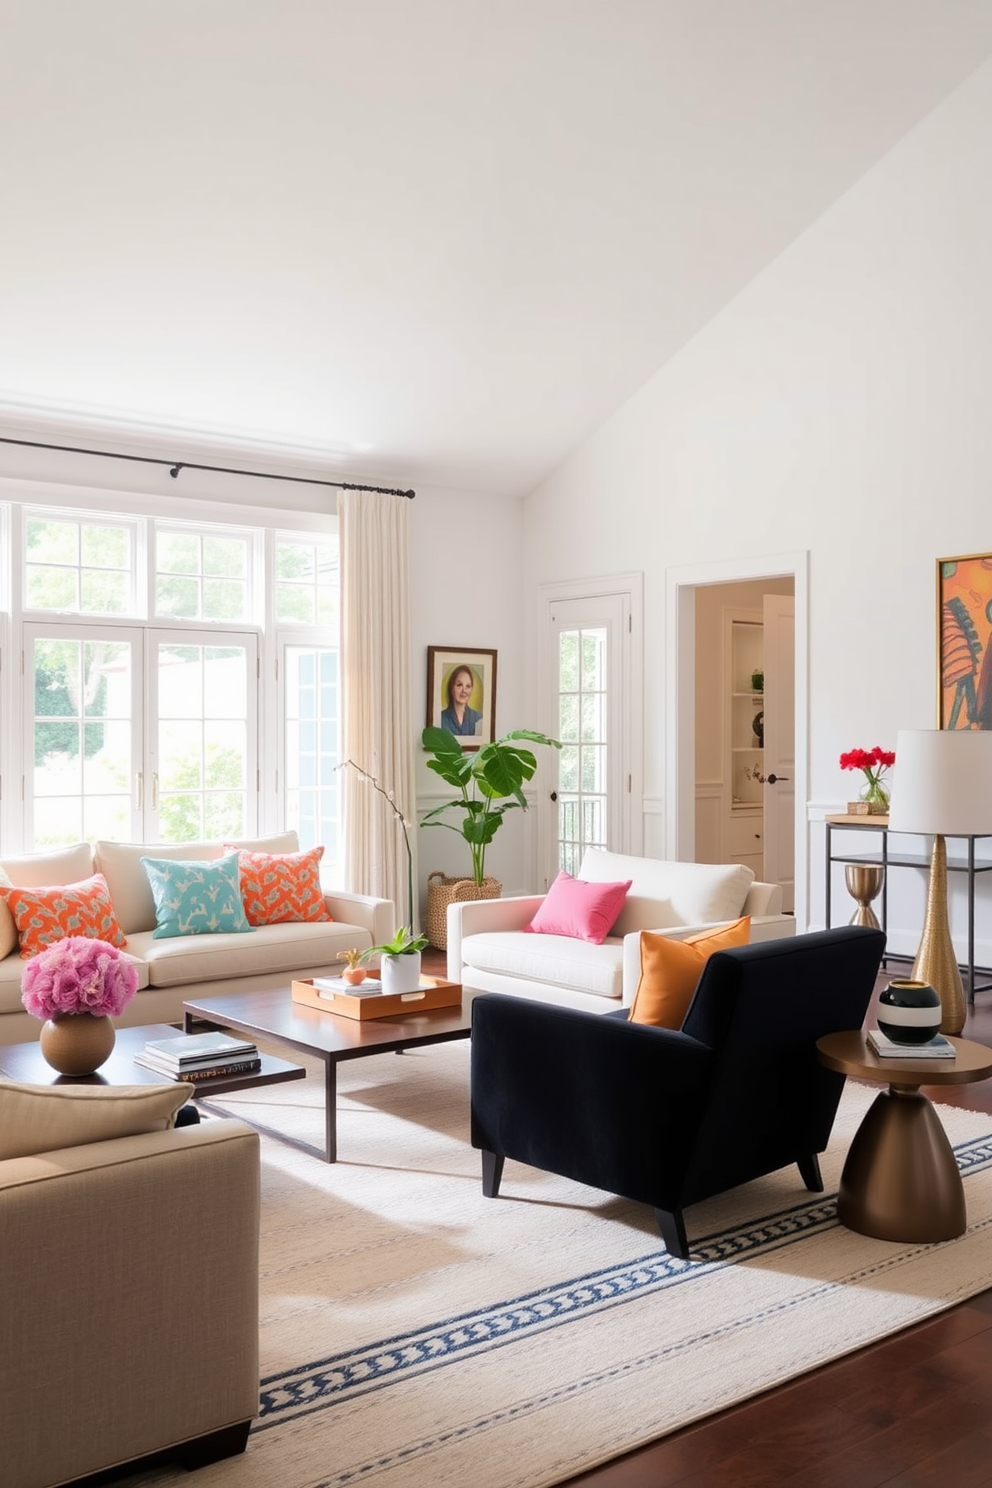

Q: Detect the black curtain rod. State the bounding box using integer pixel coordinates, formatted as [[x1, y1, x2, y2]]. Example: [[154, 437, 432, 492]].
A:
[[0, 435, 416, 499]]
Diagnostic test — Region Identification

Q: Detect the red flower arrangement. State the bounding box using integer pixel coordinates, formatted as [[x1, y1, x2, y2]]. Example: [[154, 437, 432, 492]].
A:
[[839, 745, 896, 809]]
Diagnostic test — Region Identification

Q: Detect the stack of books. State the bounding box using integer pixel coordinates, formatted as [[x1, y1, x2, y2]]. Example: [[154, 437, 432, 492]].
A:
[[311, 975, 384, 998], [867, 1029, 956, 1060], [134, 1031, 262, 1081]]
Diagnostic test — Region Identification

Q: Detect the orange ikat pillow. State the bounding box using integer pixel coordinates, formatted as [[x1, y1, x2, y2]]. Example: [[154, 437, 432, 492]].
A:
[[1, 873, 128, 958], [226, 845, 332, 927]]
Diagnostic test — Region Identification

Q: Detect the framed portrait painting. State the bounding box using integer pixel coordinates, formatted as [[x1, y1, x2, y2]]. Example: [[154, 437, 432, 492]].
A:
[[426, 647, 497, 750], [938, 552, 992, 730]]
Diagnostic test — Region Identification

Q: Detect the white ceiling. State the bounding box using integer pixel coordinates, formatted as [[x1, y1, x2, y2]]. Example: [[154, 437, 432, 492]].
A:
[[3, 1, 992, 497]]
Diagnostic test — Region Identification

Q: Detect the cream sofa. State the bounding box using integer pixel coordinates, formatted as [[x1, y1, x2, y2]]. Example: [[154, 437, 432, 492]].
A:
[[448, 848, 795, 1015], [0, 1081, 260, 1487], [0, 832, 395, 1044]]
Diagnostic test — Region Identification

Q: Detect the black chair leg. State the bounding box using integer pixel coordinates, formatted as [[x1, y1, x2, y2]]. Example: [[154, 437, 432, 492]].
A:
[[797, 1152, 823, 1192], [481, 1149, 505, 1197], [655, 1207, 689, 1259], [174, 1420, 251, 1469]]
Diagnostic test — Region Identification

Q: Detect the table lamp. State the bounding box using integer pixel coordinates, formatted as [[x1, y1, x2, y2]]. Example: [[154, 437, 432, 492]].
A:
[[886, 728, 992, 1035]]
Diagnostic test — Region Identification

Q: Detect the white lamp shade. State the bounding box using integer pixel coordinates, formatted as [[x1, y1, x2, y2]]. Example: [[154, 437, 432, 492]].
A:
[[887, 729, 992, 837]]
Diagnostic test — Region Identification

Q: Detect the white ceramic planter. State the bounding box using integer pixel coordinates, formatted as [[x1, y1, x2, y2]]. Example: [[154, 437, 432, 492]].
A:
[[380, 951, 422, 995]]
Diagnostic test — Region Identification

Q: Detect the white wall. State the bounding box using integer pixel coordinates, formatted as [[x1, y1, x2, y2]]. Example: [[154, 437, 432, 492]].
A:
[[521, 56, 992, 968], [408, 484, 527, 903]]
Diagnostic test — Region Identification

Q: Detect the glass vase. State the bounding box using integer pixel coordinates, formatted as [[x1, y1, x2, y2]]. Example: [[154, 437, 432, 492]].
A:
[[858, 778, 890, 814]]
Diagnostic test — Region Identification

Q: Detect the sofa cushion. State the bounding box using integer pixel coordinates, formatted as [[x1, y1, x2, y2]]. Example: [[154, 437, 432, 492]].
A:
[[0, 944, 150, 1016], [629, 918, 751, 1029], [1, 874, 127, 958], [0, 1079, 192, 1160], [0, 843, 95, 887], [95, 833, 300, 934], [527, 871, 631, 944], [578, 849, 755, 936], [142, 853, 252, 940], [0, 867, 17, 960], [0, 842, 97, 958], [227, 844, 331, 926], [127, 919, 374, 988], [461, 931, 623, 1000]]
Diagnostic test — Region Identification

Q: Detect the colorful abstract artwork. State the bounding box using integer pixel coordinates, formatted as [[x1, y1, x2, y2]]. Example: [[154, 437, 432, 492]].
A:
[[939, 553, 992, 730]]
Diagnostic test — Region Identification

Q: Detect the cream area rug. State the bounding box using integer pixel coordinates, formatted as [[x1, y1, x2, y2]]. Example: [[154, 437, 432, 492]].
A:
[[121, 1042, 992, 1488]]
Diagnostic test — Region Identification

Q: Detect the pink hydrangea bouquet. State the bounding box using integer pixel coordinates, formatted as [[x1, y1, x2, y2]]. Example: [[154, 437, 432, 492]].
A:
[[21, 936, 138, 1020]]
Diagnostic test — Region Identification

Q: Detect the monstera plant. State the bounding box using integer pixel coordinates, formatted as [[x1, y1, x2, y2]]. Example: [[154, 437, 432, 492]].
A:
[[421, 726, 561, 886]]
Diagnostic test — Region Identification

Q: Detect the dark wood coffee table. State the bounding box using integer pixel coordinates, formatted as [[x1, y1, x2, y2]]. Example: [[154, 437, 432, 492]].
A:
[[183, 985, 473, 1162], [0, 1021, 306, 1097]]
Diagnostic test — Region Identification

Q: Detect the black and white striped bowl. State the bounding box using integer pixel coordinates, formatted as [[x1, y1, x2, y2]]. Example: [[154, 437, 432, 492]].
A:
[[877, 978, 942, 1044]]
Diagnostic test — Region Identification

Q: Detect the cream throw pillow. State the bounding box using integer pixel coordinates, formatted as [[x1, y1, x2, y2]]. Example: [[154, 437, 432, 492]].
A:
[[0, 866, 17, 960], [0, 1080, 193, 1160]]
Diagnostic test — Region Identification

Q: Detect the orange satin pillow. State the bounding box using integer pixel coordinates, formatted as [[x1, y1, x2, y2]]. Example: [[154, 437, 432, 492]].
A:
[[628, 917, 751, 1029]]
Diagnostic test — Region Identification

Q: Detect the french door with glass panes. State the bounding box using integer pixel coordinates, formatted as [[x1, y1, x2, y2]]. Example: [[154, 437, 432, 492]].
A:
[[545, 593, 629, 882], [280, 638, 340, 872], [24, 623, 258, 848]]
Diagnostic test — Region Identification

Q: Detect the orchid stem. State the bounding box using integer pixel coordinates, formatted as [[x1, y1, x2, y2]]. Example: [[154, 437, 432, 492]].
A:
[[337, 758, 415, 929]]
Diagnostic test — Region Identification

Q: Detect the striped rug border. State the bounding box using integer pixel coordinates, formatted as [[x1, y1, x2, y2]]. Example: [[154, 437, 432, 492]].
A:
[[256, 1128, 992, 1432]]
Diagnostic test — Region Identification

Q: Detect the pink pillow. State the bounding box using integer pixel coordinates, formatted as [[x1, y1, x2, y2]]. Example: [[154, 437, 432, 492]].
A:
[[526, 871, 632, 944]]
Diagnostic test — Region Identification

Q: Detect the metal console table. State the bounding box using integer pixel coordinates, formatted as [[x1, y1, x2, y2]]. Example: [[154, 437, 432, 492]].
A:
[[824, 814, 992, 1004]]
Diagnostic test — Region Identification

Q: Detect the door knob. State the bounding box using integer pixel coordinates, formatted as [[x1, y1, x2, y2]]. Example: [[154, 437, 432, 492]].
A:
[[766, 773, 790, 785], [550, 791, 558, 802]]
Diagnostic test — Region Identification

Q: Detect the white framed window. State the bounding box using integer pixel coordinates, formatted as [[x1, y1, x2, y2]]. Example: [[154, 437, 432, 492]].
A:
[[23, 622, 259, 846], [154, 523, 253, 623], [23, 509, 138, 617], [25, 622, 142, 846], [274, 535, 339, 631], [279, 636, 340, 871], [151, 630, 258, 842], [4, 499, 338, 853]]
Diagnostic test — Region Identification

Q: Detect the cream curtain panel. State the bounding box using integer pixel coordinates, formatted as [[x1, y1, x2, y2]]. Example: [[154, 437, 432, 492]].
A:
[[339, 489, 417, 931]]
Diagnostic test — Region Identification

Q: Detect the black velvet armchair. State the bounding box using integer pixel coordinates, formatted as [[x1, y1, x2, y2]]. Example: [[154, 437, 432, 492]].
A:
[[470, 925, 885, 1258]]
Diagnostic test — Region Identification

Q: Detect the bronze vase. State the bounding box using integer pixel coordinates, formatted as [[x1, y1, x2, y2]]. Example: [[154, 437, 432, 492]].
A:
[[39, 1012, 116, 1076], [844, 863, 884, 930]]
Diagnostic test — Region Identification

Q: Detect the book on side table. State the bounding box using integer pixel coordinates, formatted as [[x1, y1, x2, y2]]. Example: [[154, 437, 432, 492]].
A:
[[134, 1030, 262, 1081], [867, 1029, 956, 1060]]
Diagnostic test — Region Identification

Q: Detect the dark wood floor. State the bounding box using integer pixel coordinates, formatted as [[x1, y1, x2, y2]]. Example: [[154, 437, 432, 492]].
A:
[[551, 971, 992, 1488]]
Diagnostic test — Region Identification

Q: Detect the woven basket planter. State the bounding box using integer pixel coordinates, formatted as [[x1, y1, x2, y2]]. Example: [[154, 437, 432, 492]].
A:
[[425, 871, 501, 950]]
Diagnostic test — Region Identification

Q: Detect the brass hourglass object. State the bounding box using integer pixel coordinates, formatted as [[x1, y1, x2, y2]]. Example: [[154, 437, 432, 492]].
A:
[[844, 863, 884, 930]]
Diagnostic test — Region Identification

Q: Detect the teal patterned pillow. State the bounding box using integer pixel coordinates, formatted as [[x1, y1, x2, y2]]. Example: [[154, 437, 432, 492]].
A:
[[141, 853, 252, 940]]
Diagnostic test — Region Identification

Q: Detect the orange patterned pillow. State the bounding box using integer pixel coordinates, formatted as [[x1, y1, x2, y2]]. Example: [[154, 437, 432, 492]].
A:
[[226, 845, 332, 927], [1, 873, 128, 959]]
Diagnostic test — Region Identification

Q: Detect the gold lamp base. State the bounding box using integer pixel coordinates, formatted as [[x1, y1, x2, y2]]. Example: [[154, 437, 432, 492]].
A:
[[911, 835, 966, 1037]]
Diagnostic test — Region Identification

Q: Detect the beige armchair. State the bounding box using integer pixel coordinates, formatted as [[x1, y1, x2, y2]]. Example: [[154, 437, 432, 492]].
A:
[[0, 1094, 260, 1488]]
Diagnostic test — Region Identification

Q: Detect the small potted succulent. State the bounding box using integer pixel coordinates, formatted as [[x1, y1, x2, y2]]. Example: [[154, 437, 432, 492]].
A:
[[364, 925, 429, 995]]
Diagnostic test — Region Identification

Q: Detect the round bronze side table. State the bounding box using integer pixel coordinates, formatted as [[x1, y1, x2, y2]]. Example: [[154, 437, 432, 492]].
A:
[[817, 1031, 992, 1243]]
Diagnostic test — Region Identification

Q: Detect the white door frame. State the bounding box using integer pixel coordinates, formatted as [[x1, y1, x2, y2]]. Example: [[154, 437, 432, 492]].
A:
[[537, 572, 644, 884], [665, 551, 810, 929]]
